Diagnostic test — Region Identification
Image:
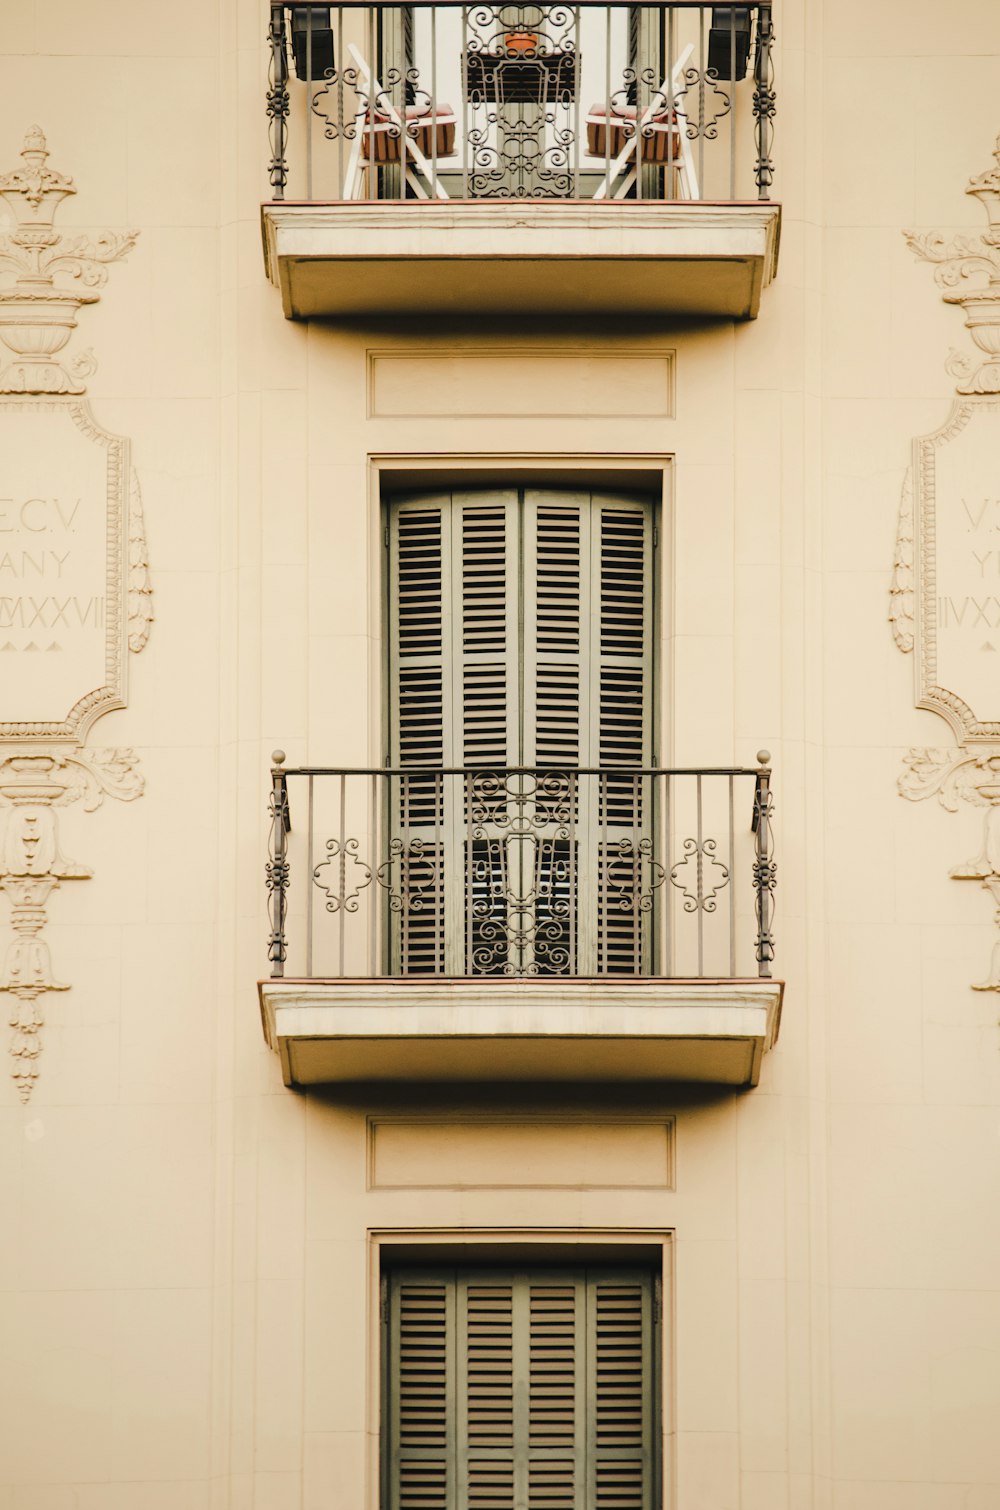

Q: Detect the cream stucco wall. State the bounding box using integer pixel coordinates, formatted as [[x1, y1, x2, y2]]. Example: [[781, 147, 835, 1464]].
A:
[[2, 2, 1000, 1508]]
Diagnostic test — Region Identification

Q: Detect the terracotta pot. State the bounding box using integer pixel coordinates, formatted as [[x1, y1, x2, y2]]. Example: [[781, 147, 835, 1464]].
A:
[[363, 106, 456, 164], [504, 30, 538, 54], [587, 105, 680, 164]]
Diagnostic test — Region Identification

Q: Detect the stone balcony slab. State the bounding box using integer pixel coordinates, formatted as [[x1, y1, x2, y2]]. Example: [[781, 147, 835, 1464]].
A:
[[260, 200, 781, 321], [259, 977, 784, 1089]]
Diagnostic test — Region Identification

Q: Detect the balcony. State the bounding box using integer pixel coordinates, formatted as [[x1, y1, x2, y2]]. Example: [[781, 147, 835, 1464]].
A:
[[259, 758, 782, 1088], [261, 3, 780, 320]]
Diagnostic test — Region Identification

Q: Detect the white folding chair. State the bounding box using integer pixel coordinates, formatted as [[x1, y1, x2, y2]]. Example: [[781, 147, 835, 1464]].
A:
[[587, 42, 699, 201], [342, 42, 454, 201]]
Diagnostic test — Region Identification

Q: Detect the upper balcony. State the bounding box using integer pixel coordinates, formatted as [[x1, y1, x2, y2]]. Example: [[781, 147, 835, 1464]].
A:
[[261, 3, 780, 321], [259, 758, 781, 1089]]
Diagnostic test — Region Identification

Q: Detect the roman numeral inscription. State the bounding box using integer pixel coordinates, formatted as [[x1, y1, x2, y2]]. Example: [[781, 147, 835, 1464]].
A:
[[0, 497, 103, 654], [938, 595, 1000, 628], [921, 404, 1000, 726], [938, 496, 1000, 655], [0, 398, 122, 730], [0, 596, 104, 629]]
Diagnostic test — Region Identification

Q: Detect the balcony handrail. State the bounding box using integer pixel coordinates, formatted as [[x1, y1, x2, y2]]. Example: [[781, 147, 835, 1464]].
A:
[[272, 762, 768, 778]]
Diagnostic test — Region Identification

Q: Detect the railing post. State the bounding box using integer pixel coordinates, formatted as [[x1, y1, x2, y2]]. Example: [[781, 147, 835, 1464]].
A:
[[267, 750, 291, 977], [267, 4, 290, 200], [753, 2, 775, 200], [752, 749, 776, 978]]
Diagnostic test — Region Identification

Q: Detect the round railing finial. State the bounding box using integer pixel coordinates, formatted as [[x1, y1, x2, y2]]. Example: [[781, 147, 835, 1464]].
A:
[[756, 749, 771, 767], [272, 749, 286, 767]]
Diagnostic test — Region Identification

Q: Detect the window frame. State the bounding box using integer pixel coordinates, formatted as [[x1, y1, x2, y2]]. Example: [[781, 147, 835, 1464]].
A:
[[377, 468, 667, 978]]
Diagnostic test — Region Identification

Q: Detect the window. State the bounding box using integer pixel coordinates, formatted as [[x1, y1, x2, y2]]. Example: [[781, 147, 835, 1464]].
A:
[[385, 487, 656, 976], [383, 1263, 660, 1509]]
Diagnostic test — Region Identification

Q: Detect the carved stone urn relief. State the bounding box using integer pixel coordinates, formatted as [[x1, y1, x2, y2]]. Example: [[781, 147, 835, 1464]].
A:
[[894, 135, 1000, 990], [0, 128, 152, 1099]]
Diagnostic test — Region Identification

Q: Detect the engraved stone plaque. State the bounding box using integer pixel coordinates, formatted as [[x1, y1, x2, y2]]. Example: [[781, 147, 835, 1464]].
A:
[[0, 399, 128, 740], [913, 398, 1000, 739]]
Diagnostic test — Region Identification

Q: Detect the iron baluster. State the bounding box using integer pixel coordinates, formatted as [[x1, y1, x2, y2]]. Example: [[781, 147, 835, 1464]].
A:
[[338, 771, 347, 974], [266, 751, 290, 976], [337, 7, 345, 197], [402, 773, 410, 972], [632, 772, 641, 975], [729, 4, 736, 199], [267, 4, 290, 199], [434, 771, 442, 973], [696, 772, 704, 977], [598, 771, 607, 974], [753, 2, 775, 199], [568, 770, 577, 977], [728, 772, 736, 978], [306, 5, 314, 199], [635, 9, 643, 202], [666, 6, 675, 193], [465, 772, 473, 975], [461, 4, 469, 198], [431, 6, 439, 199], [603, 6, 611, 189], [370, 771, 378, 975], [306, 772, 314, 978], [663, 772, 671, 976], [371, 5, 378, 200], [697, 5, 706, 198], [753, 750, 776, 977]]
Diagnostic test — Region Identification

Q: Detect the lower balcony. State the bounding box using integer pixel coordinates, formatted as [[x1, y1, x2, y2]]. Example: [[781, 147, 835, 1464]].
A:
[[259, 758, 781, 1088]]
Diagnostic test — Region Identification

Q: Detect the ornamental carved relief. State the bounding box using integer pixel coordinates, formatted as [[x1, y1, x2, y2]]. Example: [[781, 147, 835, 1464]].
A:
[[0, 128, 151, 1099], [895, 134, 1000, 991]]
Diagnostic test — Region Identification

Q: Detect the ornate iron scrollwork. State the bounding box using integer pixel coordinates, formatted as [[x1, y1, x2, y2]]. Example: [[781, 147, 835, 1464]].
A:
[[668, 836, 730, 914], [313, 836, 373, 914]]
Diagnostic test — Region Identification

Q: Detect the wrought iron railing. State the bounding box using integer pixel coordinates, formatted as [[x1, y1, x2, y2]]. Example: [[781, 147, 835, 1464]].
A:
[[266, 4, 775, 203], [266, 757, 775, 979]]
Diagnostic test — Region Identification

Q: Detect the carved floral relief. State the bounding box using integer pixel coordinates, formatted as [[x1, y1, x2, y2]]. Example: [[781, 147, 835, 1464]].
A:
[[895, 135, 1000, 991], [0, 128, 151, 1098]]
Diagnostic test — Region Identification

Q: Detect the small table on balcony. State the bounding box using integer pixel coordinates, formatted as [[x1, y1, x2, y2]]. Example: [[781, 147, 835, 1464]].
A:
[[464, 48, 578, 105]]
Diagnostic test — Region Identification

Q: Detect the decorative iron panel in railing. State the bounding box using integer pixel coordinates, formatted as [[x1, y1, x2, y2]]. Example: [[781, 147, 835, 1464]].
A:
[[265, 757, 775, 979], [266, 4, 775, 203]]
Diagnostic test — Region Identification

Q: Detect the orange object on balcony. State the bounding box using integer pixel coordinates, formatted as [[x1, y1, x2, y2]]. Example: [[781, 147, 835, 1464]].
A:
[[586, 101, 683, 163], [362, 101, 457, 163], [503, 29, 539, 54]]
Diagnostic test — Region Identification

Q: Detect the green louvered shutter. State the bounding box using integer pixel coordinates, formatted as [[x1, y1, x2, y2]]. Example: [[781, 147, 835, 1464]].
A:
[[587, 1274, 656, 1509], [388, 491, 518, 974], [388, 1274, 455, 1510], [385, 1267, 658, 1510], [592, 496, 655, 976], [521, 492, 654, 975], [387, 490, 653, 976], [386, 494, 451, 973]]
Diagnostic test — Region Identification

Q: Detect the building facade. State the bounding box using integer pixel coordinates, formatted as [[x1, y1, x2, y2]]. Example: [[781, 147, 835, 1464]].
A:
[[2, 2, 1000, 1507]]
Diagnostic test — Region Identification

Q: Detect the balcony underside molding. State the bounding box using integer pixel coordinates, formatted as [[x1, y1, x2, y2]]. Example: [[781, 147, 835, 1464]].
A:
[[259, 978, 784, 1090], [260, 201, 781, 321]]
